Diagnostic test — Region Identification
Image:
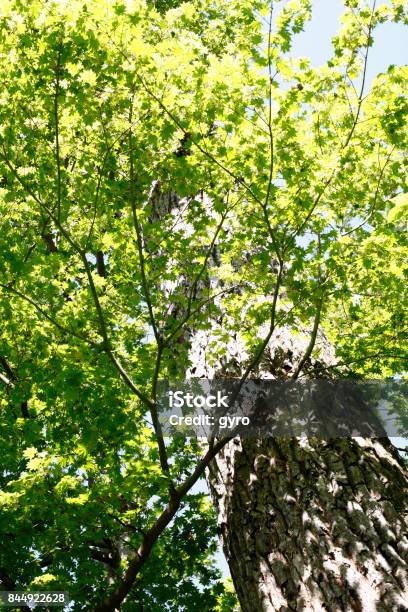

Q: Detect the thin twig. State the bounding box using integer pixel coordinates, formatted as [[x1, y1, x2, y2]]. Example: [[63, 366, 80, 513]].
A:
[[54, 40, 63, 223]]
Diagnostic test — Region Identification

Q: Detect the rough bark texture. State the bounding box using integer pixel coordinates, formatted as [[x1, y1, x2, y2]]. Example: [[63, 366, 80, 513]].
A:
[[207, 436, 408, 612], [199, 326, 408, 611], [188, 320, 408, 610], [199, 332, 408, 611]]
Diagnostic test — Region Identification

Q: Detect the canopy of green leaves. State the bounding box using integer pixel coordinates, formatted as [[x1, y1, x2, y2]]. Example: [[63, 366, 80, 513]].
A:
[[0, 0, 406, 608]]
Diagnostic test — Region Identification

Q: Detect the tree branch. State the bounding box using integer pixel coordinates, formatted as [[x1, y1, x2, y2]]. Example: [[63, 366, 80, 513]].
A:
[[54, 40, 63, 223], [93, 260, 285, 610], [342, 1, 377, 150], [0, 355, 16, 382], [291, 292, 325, 380], [0, 282, 97, 348], [127, 111, 173, 478], [128, 132, 160, 347], [284, 2, 378, 251]]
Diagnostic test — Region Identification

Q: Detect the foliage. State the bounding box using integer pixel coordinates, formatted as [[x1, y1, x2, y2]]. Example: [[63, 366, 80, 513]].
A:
[[0, 0, 406, 609]]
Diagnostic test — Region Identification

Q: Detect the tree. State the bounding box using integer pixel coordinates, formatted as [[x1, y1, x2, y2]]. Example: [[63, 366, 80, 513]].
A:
[[0, 0, 406, 610]]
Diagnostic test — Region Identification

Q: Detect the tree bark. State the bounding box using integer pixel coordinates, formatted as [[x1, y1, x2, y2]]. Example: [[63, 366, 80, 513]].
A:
[[207, 436, 408, 612]]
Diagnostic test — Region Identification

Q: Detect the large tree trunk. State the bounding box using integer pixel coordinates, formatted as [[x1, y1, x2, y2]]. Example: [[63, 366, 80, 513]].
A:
[[207, 436, 408, 612], [186, 275, 408, 611]]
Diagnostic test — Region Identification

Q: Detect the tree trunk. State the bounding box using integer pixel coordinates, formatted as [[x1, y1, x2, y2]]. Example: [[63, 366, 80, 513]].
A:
[[207, 436, 408, 612]]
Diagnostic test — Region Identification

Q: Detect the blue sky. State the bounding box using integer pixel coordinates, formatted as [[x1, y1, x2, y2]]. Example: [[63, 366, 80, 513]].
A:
[[292, 0, 407, 80]]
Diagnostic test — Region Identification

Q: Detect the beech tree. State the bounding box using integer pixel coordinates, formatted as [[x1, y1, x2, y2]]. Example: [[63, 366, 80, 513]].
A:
[[0, 0, 407, 610]]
